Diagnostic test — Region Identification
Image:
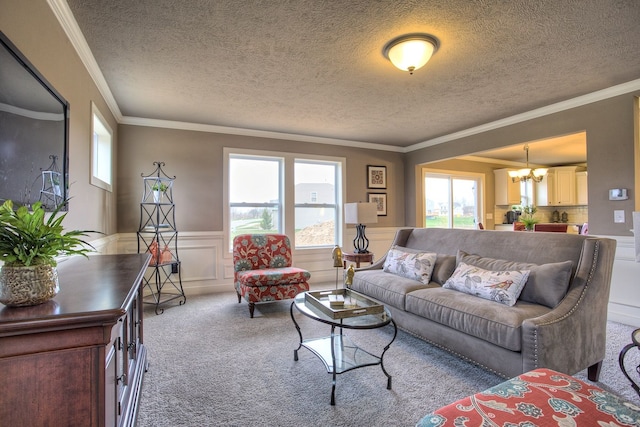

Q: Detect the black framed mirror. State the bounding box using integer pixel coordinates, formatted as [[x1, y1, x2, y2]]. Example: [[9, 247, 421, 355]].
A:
[[0, 31, 69, 211]]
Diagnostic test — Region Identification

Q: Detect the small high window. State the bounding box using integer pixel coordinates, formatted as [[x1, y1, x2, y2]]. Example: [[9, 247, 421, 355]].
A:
[[90, 102, 113, 192]]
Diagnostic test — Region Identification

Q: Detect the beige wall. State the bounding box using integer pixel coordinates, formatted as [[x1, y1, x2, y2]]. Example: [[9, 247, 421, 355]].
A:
[[117, 125, 405, 232], [405, 93, 640, 236], [1, 0, 119, 236]]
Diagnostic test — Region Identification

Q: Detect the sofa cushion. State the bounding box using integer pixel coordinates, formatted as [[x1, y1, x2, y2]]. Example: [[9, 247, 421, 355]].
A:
[[350, 269, 437, 310], [443, 262, 529, 306], [383, 246, 437, 284], [406, 287, 550, 351], [457, 251, 573, 308]]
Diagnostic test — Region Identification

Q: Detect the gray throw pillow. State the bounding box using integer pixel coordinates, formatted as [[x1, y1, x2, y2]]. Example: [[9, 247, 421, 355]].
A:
[[456, 250, 574, 308]]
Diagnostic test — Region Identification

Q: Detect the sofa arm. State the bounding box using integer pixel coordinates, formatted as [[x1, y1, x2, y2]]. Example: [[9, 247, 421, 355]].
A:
[[521, 238, 616, 378]]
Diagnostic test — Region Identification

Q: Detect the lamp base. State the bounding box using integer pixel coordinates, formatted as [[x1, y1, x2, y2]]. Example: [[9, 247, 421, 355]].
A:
[[352, 224, 370, 254]]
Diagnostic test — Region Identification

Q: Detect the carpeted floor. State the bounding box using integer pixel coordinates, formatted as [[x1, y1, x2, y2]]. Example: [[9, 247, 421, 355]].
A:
[[137, 292, 639, 427]]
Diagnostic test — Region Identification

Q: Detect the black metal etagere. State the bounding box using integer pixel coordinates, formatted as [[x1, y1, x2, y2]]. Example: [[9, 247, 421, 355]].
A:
[[137, 161, 186, 314]]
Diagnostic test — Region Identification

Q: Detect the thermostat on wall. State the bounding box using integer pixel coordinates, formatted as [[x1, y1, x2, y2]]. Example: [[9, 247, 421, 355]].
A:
[[609, 188, 628, 200]]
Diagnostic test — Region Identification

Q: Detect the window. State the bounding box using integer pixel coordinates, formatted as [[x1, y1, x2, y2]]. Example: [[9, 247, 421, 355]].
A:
[[90, 102, 113, 191], [225, 149, 344, 250], [229, 155, 282, 240], [294, 160, 339, 248], [423, 170, 483, 229]]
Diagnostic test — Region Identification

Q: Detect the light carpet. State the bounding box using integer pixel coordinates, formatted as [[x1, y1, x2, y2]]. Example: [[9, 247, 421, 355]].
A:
[[137, 292, 639, 427]]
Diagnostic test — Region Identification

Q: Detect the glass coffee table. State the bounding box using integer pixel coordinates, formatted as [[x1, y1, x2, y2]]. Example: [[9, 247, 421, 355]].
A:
[[290, 289, 397, 405]]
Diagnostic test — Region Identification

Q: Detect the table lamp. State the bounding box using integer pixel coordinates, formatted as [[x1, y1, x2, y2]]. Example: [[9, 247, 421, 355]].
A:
[[344, 202, 378, 254]]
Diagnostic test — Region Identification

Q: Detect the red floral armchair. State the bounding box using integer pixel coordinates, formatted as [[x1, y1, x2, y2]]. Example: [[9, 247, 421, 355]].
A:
[[233, 234, 311, 318]]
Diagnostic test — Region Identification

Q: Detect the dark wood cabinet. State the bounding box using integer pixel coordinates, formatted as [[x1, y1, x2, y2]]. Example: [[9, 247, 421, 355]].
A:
[[0, 254, 149, 427]]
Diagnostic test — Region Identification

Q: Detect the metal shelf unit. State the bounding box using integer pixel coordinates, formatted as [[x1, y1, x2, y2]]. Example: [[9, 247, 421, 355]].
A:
[[137, 162, 186, 314]]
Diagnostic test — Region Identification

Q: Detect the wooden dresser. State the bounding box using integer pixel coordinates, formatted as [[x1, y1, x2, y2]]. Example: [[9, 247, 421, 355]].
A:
[[0, 254, 150, 427]]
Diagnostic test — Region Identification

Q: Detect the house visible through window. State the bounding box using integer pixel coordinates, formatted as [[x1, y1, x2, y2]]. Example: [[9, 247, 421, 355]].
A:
[[225, 149, 344, 250], [90, 102, 113, 192], [294, 160, 339, 248]]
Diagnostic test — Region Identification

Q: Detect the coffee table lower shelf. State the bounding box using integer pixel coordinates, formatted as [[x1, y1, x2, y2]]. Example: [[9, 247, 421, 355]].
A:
[[290, 291, 397, 405], [300, 334, 384, 374]]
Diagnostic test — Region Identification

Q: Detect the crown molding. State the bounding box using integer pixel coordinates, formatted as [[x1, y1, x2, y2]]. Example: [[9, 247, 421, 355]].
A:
[[120, 116, 404, 152], [48, 0, 122, 121], [405, 78, 640, 153]]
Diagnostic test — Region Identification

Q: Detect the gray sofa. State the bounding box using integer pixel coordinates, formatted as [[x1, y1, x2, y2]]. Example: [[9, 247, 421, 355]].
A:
[[348, 228, 616, 381]]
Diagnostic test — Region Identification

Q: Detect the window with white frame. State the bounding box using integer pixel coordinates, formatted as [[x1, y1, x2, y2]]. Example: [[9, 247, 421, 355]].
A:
[[294, 160, 339, 248], [423, 170, 483, 229], [225, 149, 344, 250], [228, 154, 283, 240], [90, 102, 113, 191]]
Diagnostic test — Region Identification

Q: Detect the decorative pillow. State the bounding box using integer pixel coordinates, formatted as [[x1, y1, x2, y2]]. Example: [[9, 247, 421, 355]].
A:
[[432, 254, 457, 285], [443, 262, 530, 306], [457, 251, 573, 308], [383, 246, 437, 284]]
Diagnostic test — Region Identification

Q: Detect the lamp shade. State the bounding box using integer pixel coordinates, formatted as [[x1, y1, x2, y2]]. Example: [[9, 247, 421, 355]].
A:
[[384, 34, 439, 74], [345, 202, 378, 225]]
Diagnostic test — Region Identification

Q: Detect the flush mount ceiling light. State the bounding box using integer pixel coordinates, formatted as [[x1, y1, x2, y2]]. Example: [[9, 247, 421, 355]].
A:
[[383, 33, 439, 75]]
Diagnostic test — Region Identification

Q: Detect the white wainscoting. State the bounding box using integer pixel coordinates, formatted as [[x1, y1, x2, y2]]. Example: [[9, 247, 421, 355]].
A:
[[603, 235, 640, 327], [90, 230, 640, 327], [110, 227, 401, 296]]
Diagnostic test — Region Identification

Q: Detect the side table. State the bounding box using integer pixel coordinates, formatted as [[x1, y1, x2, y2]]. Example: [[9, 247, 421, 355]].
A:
[[343, 252, 374, 268]]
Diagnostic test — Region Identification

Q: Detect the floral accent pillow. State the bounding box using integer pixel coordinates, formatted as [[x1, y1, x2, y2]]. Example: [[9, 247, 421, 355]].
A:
[[383, 246, 437, 284], [443, 262, 530, 306]]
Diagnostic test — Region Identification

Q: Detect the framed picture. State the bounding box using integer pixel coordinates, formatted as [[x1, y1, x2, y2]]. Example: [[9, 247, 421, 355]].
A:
[[367, 165, 387, 189], [368, 193, 387, 216]]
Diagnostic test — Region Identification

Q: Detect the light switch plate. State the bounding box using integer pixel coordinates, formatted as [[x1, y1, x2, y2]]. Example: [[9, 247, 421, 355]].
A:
[[614, 210, 625, 223], [486, 213, 493, 220]]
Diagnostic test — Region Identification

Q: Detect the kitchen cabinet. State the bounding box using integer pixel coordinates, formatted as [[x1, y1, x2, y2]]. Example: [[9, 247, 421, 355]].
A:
[[536, 166, 585, 206], [494, 169, 521, 206], [0, 254, 149, 427], [576, 171, 588, 205]]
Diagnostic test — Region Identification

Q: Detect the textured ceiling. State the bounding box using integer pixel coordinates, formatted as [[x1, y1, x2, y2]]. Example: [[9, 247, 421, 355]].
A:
[[65, 0, 640, 148]]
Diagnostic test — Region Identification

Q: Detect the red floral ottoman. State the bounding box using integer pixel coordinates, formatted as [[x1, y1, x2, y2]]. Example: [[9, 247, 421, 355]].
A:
[[417, 368, 640, 426]]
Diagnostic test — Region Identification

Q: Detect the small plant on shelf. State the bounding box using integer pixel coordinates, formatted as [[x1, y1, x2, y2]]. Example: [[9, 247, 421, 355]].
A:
[[152, 182, 168, 192]]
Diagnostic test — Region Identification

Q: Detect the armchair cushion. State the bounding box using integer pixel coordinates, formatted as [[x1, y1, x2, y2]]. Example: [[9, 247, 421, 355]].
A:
[[237, 267, 311, 287]]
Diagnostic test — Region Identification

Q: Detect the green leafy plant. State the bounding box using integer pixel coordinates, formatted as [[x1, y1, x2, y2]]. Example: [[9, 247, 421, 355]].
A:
[[0, 200, 95, 267], [519, 204, 539, 231], [152, 182, 168, 192]]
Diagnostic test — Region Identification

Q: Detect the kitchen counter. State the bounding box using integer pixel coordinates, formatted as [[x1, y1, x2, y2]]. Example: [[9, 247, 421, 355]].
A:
[[494, 223, 581, 233]]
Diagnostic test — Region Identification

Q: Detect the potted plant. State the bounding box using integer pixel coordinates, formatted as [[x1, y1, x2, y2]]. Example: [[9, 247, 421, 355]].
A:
[[152, 182, 168, 203], [0, 200, 95, 306], [519, 204, 539, 231]]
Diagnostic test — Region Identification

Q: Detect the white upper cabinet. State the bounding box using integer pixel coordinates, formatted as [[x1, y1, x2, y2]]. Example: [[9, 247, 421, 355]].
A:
[[494, 169, 521, 206], [536, 166, 586, 206], [576, 171, 588, 205]]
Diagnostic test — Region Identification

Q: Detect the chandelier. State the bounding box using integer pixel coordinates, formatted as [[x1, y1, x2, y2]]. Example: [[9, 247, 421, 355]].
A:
[[508, 144, 548, 183]]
